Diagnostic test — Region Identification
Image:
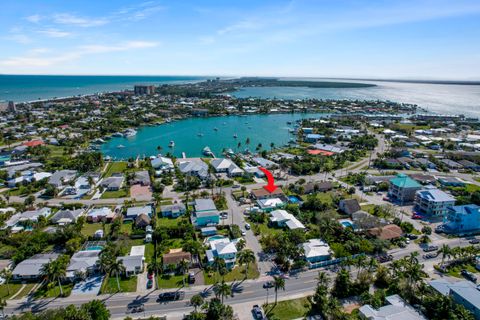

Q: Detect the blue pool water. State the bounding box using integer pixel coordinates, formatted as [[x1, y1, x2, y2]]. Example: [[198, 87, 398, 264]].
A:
[[340, 221, 354, 228], [206, 235, 227, 243], [86, 246, 104, 251], [288, 195, 301, 204]]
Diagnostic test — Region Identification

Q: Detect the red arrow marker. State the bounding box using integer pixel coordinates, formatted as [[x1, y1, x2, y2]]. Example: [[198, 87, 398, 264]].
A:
[[258, 166, 277, 193]]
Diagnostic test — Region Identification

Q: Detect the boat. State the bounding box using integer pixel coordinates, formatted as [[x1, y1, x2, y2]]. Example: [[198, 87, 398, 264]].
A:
[[197, 133, 204, 137], [169, 141, 175, 148], [124, 128, 137, 137], [225, 148, 234, 156], [112, 132, 123, 137], [203, 146, 214, 157], [287, 121, 292, 125], [223, 122, 227, 125], [233, 134, 238, 139], [214, 127, 218, 131], [117, 144, 125, 149]]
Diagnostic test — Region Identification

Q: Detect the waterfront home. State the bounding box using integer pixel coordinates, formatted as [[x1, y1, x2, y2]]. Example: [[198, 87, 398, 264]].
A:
[[4, 207, 52, 231], [125, 205, 153, 221], [252, 157, 277, 169], [50, 208, 85, 225], [305, 133, 324, 143], [177, 158, 209, 180], [414, 186, 455, 216], [151, 156, 174, 173], [257, 197, 285, 212], [86, 207, 117, 223], [269, 209, 305, 230], [442, 204, 480, 234], [368, 224, 403, 240], [48, 169, 77, 188], [429, 280, 480, 319], [160, 203, 186, 218], [210, 158, 244, 177], [388, 174, 422, 204], [302, 239, 331, 265], [100, 175, 124, 191], [191, 199, 219, 228], [6, 171, 51, 188], [206, 238, 238, 269], [162, 249, 192, 271], [359, 294, 426, 320], [251, 187, 285, 200], [438, 176, 466, 187], [339, 199, 361, 215], [117, 245, 145, 276], [132, 170, 151, 186], [311, 143, 345, 154], [243, 164, 265, 178], [66, 249, 101, 280], [12, 253, 60, 281]]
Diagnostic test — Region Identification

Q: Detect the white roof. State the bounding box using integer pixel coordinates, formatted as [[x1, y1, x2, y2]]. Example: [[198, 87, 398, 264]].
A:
[[270, 209, 305, 230], [130, 245, 145, 257], [416, 186, 455, 203], [302, 239, 331, 259]]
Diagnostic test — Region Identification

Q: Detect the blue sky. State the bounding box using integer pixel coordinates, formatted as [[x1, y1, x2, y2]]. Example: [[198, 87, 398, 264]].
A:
[[1, 0, 480, 79]]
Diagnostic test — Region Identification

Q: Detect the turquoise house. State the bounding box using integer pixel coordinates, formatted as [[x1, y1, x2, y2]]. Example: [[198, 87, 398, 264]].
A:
[[442, 205, 480, 234], [191, 199, 219, 228]]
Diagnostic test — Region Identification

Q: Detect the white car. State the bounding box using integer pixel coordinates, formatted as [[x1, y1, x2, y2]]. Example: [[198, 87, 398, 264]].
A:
[[241, 230, 246, 236], [245, 223, 251, 230]]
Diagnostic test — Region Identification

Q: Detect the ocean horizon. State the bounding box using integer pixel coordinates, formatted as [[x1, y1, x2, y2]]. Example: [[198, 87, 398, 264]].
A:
[[1, 74, 480, 117]]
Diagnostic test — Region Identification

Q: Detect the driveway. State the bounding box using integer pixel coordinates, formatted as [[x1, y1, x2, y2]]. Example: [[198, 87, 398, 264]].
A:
[[71, 276, 104, 296]]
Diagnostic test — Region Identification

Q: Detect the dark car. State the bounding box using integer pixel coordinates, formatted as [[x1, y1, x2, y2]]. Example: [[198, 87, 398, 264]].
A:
[[423, 253, 438, 259], [461, 269, 477, 283], [470, 239, 480, 244], [157, 291, 185, 302], [376, 254, 394, 263], [188, 272, 196, 284], [423, 245, 439, 252], [128, 303, 144, 313], [252, 304, 264, 319], [263, 281, 274, 289], [147, 279, 153, 289], [406, 234, 419, 240]]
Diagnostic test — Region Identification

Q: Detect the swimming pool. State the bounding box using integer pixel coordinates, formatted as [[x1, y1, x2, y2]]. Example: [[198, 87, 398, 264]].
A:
[[86, 246, 104, 251], [205, 235, 227, 243], [288, 195, 301, 204], [340, 220, 355, 229]]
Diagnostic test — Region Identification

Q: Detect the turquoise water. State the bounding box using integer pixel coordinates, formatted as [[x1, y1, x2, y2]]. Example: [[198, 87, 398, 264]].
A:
[[101, 113, 326, 159], [205, 235, 228, 243], [0, 75, 206, 102]]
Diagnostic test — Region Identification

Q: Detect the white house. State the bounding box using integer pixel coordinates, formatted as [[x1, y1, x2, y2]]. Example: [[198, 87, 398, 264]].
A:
[[210, 158, 244, 177], [206, 238, 238, 269], [414, 186, 455, 216], [269, 209, 305, 230], [302, 239, 332, 264]]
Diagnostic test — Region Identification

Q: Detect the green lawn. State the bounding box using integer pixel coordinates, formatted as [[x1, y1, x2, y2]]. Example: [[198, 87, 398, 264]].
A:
[[466, 184, 480, 193], [104, 161, 128, 177], [204, 263, 260, 285], [46, 145, 66, 157], [0, 283, 26, 299], [10, 283, 37, 300], [100, 275, 137, 294], [252, 222, 281, 238], [447, 263, 478, 278], [124, 239, 154, 263], [101, 188, 129, 199], [265, 297, 312, 320], [156, 216, 188, 228], [33, 283, 73, 299], [157, 274, 187, 289], [361, 204, 375, 214], [81, 222, 108, 237]]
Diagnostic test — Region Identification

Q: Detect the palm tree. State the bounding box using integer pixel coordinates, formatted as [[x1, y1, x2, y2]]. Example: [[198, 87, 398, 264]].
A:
[[238, 249, 255, 279], [236, 239, 246, 251], [0, 298, 6, 318], [0, 269, 12, 296], [270, 142, 275, 150], [212, 257, 226, 282], [245, 137, 250, 146], [147, 259, 163, 289], [109, 259, 126, 292], [214, 281, 232, 304], [179, 259, 190, 287], [438, 244, 451, 266], [52, 259, 67, 296], [190, 294, 204, 312], [273, 276, 285, 305]]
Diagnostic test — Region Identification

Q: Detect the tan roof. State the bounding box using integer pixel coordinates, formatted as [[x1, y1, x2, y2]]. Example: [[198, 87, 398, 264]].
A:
[[368, 224, 403, 240], [251, 187, 284, 198], [162, 251, 192, 265]]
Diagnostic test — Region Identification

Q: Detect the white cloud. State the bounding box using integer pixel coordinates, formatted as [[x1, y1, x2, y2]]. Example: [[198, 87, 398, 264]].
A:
[[5, 33, 32, 44], [25, 14, 42, 23], [1, 41, 159, 68], [37, 28, 71, 38], [53, 13, 109, 27]]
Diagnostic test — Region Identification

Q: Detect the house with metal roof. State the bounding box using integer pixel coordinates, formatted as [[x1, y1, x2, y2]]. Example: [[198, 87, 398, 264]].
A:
[[12, 253, 60, 280], [359, 294, 426, 320], [430, 279, 480, 319], [206, 238, 238, 269], [191, 199, 219, 228], [302, 239, 331, 264], [125, 205, 153, 221], [388, 174, 422, 204], [66, 249, 101, 280], [210, 158, 244, 177], [160, 203, 186, 218], [269, 209, 305, 230], [50, 208, 85, 225], [441, 204, 480, 234], [117, 245, 145, 276], [414, 186, 455, 216], [100, 175, 124, 191], [48, 169, 77, 188], [177, 158, 210, 180]]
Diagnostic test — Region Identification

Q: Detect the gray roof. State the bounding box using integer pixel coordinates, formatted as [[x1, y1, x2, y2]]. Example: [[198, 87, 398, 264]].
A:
[[160, 203, 186, 213], [416, 187, 455, 203], [359, 294, 426, 320], [117, 255, 143, 272], [13, 253, 60, 277], [177, 159, 209, 178], [51, 209, 84, 224], [430, 279, 480, 310], [100, 176, 124, 189], [194, 199, 217, 212], [252, 157, 277, 168], [49, 169, 77, 186], [133, 170, 151, 184], [126, 205, 153, 218], [67, 250, 101, 274]]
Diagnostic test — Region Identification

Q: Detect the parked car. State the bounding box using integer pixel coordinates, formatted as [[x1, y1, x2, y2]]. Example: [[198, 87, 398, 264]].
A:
[[461, 269, 477, 283], [263, 281, 274, 289], [252, 305, 264, 320], [383, 197, 390, 201], [406, 234, 418, 240], [188, 272, 195, 284], [423, 253, 438, 259], [128, 303, 145, 313], [147, 279, 153, 289], [241, 229, 246, 236], [147, 272, 153, 280], [423, 245, 439, 252], [470, 239, 480, 244], [232, 184, 240, 189], [157, 291, 185, 302], [376, 254, 394, 263], [412, 214, 423, 220], [245, 223, 251, 230]]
